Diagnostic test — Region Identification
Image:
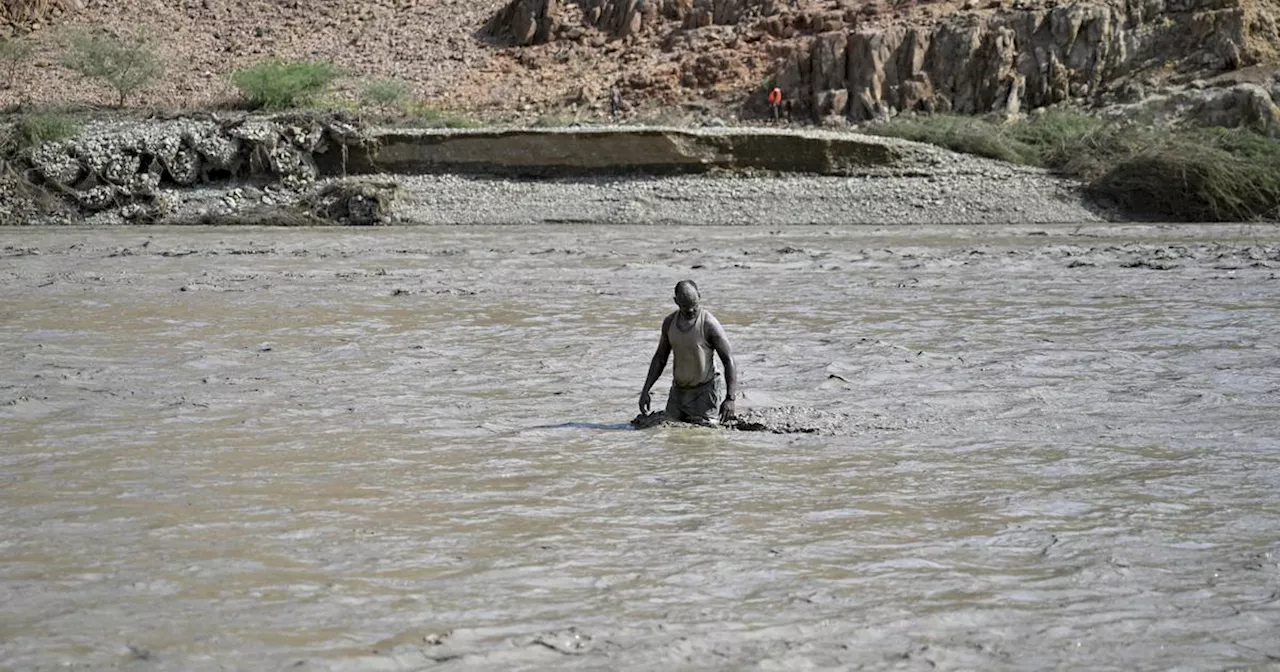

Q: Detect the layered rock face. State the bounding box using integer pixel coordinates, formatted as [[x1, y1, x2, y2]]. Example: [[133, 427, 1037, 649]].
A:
[[485, 0, 790, 44], [775, 0, 1278, 121]]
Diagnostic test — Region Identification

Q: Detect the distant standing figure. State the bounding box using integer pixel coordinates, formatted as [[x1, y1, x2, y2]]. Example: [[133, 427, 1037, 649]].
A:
[[768, 87, 783, 122], [639, 280, 738, 425], [610, 88, 623, 118]]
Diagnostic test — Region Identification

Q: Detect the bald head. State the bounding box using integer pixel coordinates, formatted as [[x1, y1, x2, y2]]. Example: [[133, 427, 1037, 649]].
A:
[[673, 280, 700, 316]]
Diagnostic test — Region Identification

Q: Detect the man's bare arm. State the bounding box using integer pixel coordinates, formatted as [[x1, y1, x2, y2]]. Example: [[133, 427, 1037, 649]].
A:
[[639, 315, 674, 413], [707, 317, 737, 422]]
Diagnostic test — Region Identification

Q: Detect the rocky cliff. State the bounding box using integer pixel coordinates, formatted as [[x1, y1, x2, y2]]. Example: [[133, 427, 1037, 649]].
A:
[[480, 0, 1279, 128], [1, 0, 1276, 128], [774, 0, 1278, 122]]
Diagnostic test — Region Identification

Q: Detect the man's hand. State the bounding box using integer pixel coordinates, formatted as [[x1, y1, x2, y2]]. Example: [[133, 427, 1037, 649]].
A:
[[719, 397, 735, 425], [639, 390, 652, 415]]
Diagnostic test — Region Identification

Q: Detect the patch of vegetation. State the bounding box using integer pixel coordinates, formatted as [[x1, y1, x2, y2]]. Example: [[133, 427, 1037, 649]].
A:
[[360, 79, 412, 112], [0, 37, 37, 89], [1088, 127, 1280, 221], [61, 29, 162, 107], [231, 60, 345, 111], [17, 113, 81, 148], [1, 114, 81, 163], [532, 111, 576, 128], [868, 111, 1280, 221], [411, 105, 481, 129], [866, 111, 1100, 165]]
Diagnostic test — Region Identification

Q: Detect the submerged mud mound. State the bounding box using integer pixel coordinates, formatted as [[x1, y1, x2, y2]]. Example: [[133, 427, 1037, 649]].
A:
[[4, 112, 369, 224], [631, 406, 872, 435], [163, 180, 400, 226]]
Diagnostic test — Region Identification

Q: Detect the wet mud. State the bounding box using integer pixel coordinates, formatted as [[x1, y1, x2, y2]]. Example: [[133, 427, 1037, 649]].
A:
[[631, 407, 869, 434], [2, 224, 1280, 671]]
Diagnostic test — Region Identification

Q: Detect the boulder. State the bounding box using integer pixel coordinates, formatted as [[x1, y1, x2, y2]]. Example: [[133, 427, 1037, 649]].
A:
[[813, 88, 849, 117], [483, 0, 560, 46], [1191, 83, 1280, 134], [299, 180, 399, 226]]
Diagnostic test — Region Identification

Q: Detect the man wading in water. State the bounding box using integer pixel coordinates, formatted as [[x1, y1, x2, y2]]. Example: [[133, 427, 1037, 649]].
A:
[[639, 280, 738, 425]]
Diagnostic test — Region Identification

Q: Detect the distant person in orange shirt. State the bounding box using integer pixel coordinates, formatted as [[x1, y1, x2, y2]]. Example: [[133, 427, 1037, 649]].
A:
[[768, 87, 783, 122]]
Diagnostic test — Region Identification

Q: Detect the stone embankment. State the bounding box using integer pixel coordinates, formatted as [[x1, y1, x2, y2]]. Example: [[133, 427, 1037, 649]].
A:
[[337, 126, 924, 176], [2, 113, 374, 225]]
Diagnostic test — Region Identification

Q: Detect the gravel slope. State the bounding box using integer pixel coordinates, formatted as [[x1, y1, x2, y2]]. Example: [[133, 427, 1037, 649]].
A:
[[155, 166, 1108, 228], [389, 171, 1107, 226]]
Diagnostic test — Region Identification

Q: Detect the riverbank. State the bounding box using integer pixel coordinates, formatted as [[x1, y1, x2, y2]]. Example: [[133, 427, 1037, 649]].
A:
[[867, 111, 1280, 222], [1, 114, 1112, 225]]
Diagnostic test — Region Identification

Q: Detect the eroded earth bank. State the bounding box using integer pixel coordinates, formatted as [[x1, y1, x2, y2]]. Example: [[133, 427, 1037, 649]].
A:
[[1, 114, 1109, 226], [2, 224, 1279, 670]]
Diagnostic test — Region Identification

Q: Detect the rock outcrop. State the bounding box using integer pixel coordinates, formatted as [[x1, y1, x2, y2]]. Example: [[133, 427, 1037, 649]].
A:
[[1098, 77, 1280, 134], [484, 0, 790, 44], [4, 112, 369, 223], [1189, 82, 1280, 133], [483, 0, 561, 46], [773, 0, 1280, 122], [479, 0, 1278, 127], [579, 0, 786, 35], [0, 0, 68, 35]]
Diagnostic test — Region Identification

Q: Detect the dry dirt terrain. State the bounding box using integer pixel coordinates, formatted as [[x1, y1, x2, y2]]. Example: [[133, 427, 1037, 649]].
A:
[[3, 0, 1277, 124]]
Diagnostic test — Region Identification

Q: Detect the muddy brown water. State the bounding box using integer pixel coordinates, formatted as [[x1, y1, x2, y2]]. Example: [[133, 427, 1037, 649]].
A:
[[2, 225, 1279, 671]]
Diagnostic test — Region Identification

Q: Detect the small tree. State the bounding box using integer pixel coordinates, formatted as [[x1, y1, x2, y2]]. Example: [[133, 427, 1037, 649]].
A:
[[231, 60, 345, 110], [61, 29, 162, 107], [0, 37, 37, 91], [360, 78, 412, 113]]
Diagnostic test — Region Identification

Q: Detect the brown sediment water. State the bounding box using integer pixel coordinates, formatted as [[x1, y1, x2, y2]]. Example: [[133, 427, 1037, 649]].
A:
[[2, 224, 1279, 671]]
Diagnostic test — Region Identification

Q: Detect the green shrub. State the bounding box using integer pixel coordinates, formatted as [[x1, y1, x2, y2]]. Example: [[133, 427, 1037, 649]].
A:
[[411, 105, 480, 129], [231, 60, 345, 111], [867, 114, 1039, 164], [1006, 109, 1104, 166], [0, 37, 36, 88], [532, 112, 574, 128], [868, 110, 1280, 221], [19, 113, 80, 147], [360, 79, 412, 111], [0, 113, 80, 159], [61, 30, 162, 107], [1089, 128, 1280, 221]]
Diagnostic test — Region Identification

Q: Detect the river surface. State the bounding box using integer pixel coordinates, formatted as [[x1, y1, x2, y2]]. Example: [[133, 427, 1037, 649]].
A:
[[2, 225, 1279, 671]]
